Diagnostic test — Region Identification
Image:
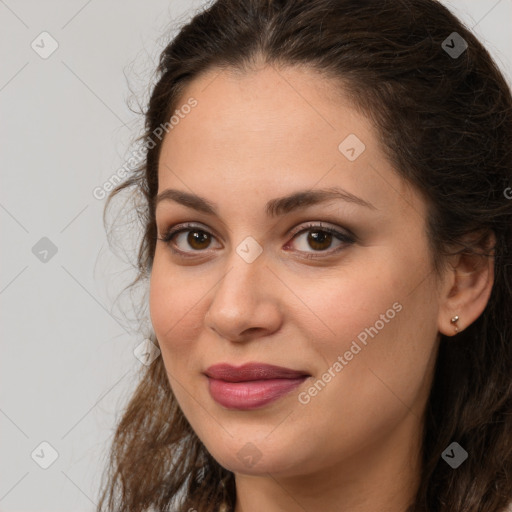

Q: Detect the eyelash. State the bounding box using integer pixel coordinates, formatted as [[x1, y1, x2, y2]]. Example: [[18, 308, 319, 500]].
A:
[[156, 222, 355, 260]]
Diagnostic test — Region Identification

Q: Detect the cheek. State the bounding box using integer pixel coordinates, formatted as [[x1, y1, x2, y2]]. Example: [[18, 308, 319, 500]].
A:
[[148, 258, 211, 372], [148, 265, 201, 404], [302, 255, 437, 380], [299, 263, 400, 341]]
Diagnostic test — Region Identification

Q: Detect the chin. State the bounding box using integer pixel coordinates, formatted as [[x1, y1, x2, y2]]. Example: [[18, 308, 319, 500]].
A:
[[207, 438, 306, 477]]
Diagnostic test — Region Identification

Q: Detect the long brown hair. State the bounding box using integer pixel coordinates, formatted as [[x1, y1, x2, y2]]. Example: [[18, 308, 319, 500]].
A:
[[96, 1, 512, 510]]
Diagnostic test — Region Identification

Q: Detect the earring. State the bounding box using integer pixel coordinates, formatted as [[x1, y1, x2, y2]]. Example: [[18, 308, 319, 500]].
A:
[[450, 315, 460, 333]]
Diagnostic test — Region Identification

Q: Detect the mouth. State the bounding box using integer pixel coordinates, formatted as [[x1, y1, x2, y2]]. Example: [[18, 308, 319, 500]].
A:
[[203, 362, 311, 410]]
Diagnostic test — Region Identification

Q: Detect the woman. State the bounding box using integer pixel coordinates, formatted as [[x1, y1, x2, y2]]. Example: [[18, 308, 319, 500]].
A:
[[97, 0, 512, 511]]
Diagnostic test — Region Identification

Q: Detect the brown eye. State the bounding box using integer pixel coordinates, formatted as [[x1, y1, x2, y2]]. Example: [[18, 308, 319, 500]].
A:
[[160, 228, 213, 252], [160, 225, 219, 254], [185, 229, 211, 250], [305, 229, 333, 251], [157, 222, 354, 260], [287, 223, 354, 258]]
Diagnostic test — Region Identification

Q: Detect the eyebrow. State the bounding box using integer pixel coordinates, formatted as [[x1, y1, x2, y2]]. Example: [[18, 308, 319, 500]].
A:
[[155, 186, 377, 217]]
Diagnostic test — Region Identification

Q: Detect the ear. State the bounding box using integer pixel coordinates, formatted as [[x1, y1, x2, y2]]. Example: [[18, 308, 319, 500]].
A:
[[437, 231, 496, 337]]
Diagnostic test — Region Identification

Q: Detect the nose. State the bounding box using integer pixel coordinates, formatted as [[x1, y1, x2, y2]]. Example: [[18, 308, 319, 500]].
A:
[[204, 252, 283, 343]]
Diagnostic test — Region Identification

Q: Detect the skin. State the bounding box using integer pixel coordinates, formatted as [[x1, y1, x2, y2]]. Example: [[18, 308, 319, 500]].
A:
[[149, 63, 495, 512]]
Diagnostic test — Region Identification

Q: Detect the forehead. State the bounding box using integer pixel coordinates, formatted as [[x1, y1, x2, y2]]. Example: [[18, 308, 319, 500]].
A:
[[163, 65, 366, 151], [157, 65, 423, 221]]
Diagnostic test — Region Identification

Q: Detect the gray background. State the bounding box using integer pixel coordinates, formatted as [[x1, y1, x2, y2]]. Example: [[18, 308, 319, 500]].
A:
[[1, 1, 511, 511]]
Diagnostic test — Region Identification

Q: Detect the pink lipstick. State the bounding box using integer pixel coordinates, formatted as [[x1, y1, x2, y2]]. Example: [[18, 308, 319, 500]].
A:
[[204, 362, 310, 410]]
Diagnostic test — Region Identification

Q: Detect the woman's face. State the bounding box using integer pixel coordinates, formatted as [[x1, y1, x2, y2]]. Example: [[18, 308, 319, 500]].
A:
[[150, 65, 445, 480]]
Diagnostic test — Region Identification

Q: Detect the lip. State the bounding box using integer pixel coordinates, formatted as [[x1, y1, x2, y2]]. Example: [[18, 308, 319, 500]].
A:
[[204, 363, 310, 410], [204, 362, 310, 381]]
